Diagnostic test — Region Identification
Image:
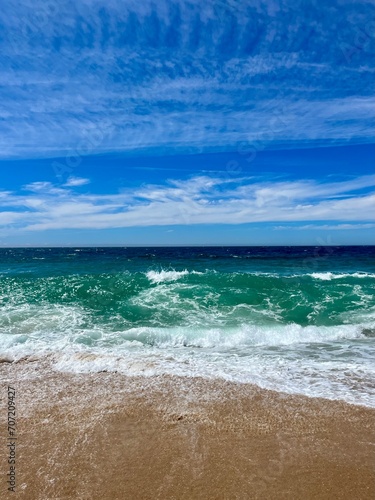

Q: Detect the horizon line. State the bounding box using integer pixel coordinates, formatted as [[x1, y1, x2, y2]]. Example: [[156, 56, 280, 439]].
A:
[[0, 244, 374, 249]]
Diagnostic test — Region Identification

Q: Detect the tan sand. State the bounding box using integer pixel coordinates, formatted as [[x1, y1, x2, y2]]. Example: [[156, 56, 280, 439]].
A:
[[1, 358, 374, 499]]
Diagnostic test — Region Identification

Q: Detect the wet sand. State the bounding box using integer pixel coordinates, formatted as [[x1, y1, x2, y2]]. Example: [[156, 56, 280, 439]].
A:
[[1, 358, 374, 499]]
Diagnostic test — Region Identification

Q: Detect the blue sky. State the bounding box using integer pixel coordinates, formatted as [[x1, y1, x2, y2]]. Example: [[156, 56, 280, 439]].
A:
[[0, 0, 374, 246]]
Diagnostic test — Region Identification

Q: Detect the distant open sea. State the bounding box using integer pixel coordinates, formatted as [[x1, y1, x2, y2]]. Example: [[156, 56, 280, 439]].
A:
[[1, 246, 374, 406]]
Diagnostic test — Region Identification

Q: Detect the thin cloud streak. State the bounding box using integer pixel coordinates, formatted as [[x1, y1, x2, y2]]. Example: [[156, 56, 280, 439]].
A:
[[63, 177, 91, 187], [274, 223, 375, 230]]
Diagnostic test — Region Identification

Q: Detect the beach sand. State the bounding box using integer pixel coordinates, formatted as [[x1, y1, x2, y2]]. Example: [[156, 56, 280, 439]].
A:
[[1, 358, 374, 499]]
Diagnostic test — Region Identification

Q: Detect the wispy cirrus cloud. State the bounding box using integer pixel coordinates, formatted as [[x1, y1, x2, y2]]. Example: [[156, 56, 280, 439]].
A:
[[0, 0, 374, 159], [0, 174, 374, 232]]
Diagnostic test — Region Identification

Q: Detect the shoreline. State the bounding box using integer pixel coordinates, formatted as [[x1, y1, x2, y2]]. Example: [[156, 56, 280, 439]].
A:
[[1, 360, 375, 499]]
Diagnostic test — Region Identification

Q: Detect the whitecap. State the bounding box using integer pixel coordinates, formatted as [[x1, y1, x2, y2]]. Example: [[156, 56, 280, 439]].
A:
[[146, 269, 189, 284]]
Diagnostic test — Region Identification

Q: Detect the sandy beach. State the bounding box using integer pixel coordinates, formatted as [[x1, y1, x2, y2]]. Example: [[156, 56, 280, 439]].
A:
[[1, 357, 374, 500]]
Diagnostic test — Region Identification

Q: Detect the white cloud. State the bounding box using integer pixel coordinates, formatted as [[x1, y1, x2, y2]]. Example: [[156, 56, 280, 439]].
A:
[[0, 174, 374, 232], [63, 177, 91, 187], [274, 223, 375, 230]]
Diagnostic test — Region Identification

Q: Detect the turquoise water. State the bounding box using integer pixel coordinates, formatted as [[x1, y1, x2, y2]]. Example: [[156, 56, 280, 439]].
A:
[[1, 246, 374, 406]]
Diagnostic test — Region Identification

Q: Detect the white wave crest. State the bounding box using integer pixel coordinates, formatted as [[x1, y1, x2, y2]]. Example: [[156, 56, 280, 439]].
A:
[[115, 323, 365, 348], [310, 272, 375, 280], [146, 269, 189, 284]]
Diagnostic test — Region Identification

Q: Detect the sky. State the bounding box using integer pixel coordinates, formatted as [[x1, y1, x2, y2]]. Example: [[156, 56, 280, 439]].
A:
[[0, 0, 374, 246]]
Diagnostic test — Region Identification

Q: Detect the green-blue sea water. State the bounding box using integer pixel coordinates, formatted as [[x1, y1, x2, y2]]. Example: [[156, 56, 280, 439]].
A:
[[1, 246, 374, 406]]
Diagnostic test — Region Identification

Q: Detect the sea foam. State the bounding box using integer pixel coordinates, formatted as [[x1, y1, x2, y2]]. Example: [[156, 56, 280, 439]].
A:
[[146, 269, 189, 284]]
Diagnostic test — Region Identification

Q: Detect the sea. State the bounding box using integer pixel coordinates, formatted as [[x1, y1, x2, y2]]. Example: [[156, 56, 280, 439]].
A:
[[1, 246, 374, 407]]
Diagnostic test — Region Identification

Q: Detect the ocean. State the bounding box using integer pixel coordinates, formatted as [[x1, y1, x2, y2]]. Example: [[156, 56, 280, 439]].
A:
[[1, 246, 374, 407]]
